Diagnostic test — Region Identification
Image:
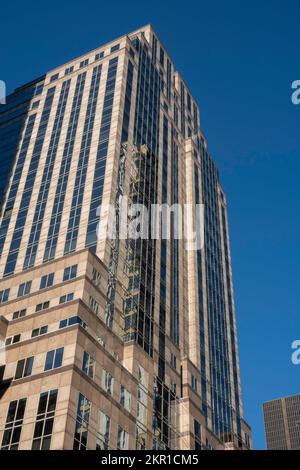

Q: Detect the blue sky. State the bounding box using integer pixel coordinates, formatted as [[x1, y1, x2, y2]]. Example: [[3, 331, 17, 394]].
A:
[[2, 0, 299, 449]]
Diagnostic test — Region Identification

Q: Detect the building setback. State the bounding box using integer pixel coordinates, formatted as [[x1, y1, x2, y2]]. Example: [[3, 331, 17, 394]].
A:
[[263, 394, 300, 449], [0, 25, 251, 450]]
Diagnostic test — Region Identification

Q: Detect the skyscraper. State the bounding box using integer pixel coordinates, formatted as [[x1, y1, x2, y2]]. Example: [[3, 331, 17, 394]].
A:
[[0, 77, 45, 212], [263, 394, 300, 450], [0, 25, 251, 450]]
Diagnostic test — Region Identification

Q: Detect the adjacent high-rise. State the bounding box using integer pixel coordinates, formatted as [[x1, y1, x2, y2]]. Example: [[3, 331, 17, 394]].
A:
[[263, 394, 300, 450], [0, 25, 251, 450]]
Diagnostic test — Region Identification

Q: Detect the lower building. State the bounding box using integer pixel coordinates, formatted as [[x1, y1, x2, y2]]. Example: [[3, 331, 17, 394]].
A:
[[0, 24, 252, 450], [263, 394, 300, 450], [0, 248, 251, 449]]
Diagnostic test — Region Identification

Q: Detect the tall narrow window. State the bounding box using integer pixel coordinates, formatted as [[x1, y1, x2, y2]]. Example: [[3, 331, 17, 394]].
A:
[[89, 296, 99, 315], [102, 370, 113, 395], [96, 411, 110, 450], [91, 267, 101, 287], [120, 386, 131, 411], [73, 393, 91, 450], [194, 420, 202, 450], [82, 351, 95, 378], [117, 426, 128, 449], [32, 389, 58, 450], [1, 398, 27, 449]]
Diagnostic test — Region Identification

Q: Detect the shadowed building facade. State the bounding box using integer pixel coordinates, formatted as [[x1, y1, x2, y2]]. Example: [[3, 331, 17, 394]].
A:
[[0, 25, 251, 450]]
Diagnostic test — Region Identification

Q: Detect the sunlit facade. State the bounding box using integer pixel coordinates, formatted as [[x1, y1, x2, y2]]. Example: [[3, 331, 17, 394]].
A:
[[0, 25, 251, 450]]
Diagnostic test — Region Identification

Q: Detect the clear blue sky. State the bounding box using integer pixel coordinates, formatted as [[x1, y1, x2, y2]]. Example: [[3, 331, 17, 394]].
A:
[[2, 0, 299, 450]]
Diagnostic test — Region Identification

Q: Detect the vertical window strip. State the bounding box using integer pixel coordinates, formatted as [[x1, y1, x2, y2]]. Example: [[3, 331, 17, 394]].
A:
[[124, 43, 160, 354], [158, 115, 168, 381], [63, 65, 102, 255], [99, 59, 133, 328], [3, 87, 56, 276], [180, 82, 185, 138], [73, 393, 91, 450], [167, 59, 171, 102], [201, 150, 233, 439], [85, 57, 119, 251], [222, 205, 242, 437], [152, 35, 157, 63], [194, 160, 208, 421], [170, 129, 179, 345], [1, 398, 27, 450], [23, 80, 71, 269], [32, 389, 58, 450], [43, 72, 87, 262], [0, 114, 36, 256]]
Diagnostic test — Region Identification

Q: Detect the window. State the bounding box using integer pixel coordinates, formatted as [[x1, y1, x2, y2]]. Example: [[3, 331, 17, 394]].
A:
[[50, 73, 59, 82], [138, 365, 147, 386], [17, 281, 32, 297], [73, 393, 91, 450], [111, 44, 120, 52], [117, 426, 128, 449], [95, 51, 104, 61], [3, 206, 13, 218], [32, 100, 40, 109], [12, 309, 26, 320], [171, 380, 177, 395], [82, 351, 95, 378], [59, 316, 86, 330], [137, 365, 148, 425], [159, 47, 165, 67], [91, 267, 101, 287], [187, 93, 191, 112], [102, 370, 113, 395], [15, 356, 34, 379], [0, 288, 10, 303], [32, 390, 57, 450], [35, 301, 50, 312], [137, 387, 147, 425], [31, 325, 48, 338], [171, 353, 177, 369], [63, 264, 77, 281], [1, 398, 27, 450], [65, 66, 74, 75], [5, 334, 21, 346], [194, 420, 202, 449], [89, 296, 99, 315], [191, 375, 198, 392], [34, 83, 43, 96], [44, 348, 64, 371], [96, 411, 110, 450], [40, 273, 54, 289], [32, 389, 58, 450], [79, 59, 89, 68], [120, 385, 131, 411], [59, 292, 74, 304]]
